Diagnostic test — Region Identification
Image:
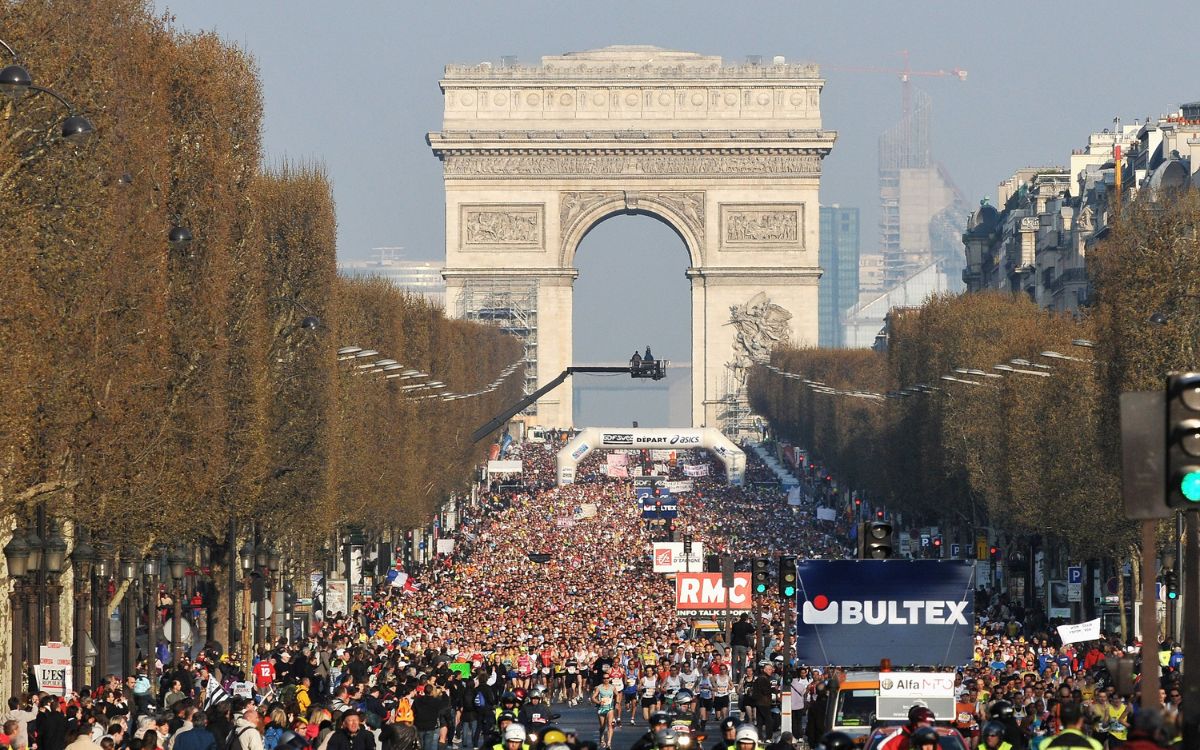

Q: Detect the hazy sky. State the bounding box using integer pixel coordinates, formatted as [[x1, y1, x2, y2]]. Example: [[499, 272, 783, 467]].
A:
[[153, 0, 1197, 424]]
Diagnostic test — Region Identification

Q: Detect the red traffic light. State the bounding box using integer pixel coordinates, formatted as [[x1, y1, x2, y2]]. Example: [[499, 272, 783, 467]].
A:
[[932, 537, 942, 547], [876, 510, 884, 519], [989, 545, 1000, 558], [854, 497, 862, 507]]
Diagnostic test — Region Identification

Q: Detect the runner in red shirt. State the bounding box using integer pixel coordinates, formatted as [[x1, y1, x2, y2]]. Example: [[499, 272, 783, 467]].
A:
[[253, 657, 276, 692]]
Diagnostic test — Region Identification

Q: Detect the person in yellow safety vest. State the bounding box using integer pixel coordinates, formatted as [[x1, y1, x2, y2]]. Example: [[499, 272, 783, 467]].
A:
[[981, 721, 1012, 750], [1044, 703, 1103, 750], [495, 693, 520, 724], [492, 723, 530, 750]]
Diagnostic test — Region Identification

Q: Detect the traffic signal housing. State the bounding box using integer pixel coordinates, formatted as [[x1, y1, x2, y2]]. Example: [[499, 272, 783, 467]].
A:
[[990, 545, 1001, 560], [1166, 373, 1200, 508], [752, 557, 771, 594], [932, 536, 943, 557], [1164, 569, 1180, 600], [861, 522, 893, 559], [779, 556, 797, 599]]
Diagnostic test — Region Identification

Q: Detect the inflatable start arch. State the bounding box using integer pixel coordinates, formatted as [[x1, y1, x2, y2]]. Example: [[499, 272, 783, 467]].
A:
[[557, 427, 746, 487]]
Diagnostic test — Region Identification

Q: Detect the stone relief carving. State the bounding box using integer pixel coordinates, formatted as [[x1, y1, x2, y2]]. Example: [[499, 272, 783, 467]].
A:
[[726, 291, 792, 387], [650, 192, 705, 241], [461, 205, 544, 248], [443, 154, 821, 178], [560, 191, 621, 234], [721, 205, 803, 248]]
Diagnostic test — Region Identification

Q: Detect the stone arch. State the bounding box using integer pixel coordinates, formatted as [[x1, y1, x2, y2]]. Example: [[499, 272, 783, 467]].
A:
[[430, 46, 836, 432], [558, 191, 705, 269]]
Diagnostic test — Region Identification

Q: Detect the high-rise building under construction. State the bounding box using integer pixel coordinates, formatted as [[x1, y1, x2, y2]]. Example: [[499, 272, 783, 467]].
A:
[[877, 87, 970, 290]]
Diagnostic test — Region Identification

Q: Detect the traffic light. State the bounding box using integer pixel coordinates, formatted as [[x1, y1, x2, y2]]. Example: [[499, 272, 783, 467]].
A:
[[705, 554, 721, 573], [853, 497, 862, 508], [752, 557, 770, 594], [1166, 373, 1200, 508], [875, 509, 885, 520], [779, 556, 797, 598], [1164, 569, 1180, 600], [862, 522, 893, 559], [990, 545, 1001, 560]]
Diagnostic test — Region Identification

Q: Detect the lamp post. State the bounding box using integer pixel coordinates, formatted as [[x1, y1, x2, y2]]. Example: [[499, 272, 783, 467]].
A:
[[4, 527, 31, 698], [70, 531, 97, 687], [267, 546, 281, 642], [25, 521, 43, 648], [43, 520, 67, 641], [168, 545, 187, 663], [93, 552, 111, 680], [119, 553, 137, 678], [239, 540, 254, 667], [142, 552, 160, 699]]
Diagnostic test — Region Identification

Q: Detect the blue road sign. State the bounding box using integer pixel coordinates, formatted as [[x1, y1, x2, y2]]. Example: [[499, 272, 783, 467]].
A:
[[951, 544, 961, 558], [1068, 566, 1083, 585]]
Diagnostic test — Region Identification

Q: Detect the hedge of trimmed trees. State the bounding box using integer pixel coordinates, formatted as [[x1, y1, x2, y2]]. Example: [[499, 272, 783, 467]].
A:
[[750, 190, 1200, 563], [1, 1, 522, 558]]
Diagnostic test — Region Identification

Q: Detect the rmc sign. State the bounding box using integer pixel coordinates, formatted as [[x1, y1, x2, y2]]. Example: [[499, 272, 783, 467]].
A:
[[675, 572, 752, 615]]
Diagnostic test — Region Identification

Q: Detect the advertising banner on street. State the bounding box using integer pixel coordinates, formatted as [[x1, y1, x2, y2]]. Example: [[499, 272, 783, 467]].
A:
[[38, 642, 72, 696], [653, 541, 705, 573], [876, 672, 956, 720], [1057, 618, 1101, 645], [794, 560, 974, 666], [675, 572, 752, 615], [683, 464, 709, 477], [325, 579, 349, 618], [607, 453, 628, 478], [664, 480, 694, 493], [650, 450, 676, 461], [487, 460, 523, 475]]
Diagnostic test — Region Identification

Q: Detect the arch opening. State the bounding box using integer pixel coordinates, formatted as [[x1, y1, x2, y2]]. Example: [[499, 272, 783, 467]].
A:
[[572, 213, 692, 427]]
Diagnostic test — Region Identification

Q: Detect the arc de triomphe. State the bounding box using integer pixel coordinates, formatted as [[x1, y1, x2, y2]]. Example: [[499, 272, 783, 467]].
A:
[[429, 46, 836, 430]]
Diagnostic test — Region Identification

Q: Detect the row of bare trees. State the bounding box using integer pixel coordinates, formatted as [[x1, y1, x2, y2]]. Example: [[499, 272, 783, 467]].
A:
[[0, 1, 522, 562], [750, 192, 1200, 561]]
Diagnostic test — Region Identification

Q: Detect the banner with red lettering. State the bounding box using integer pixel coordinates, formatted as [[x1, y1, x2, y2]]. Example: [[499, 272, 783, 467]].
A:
[[674, 572, 752, 615]]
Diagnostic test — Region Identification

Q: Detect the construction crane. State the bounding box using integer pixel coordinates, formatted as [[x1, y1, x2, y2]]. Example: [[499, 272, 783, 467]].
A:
[[824, 50, 966, 122]]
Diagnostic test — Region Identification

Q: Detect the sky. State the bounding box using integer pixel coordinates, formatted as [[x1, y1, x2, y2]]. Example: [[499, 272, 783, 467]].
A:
[[153, 0, 1197, 425]]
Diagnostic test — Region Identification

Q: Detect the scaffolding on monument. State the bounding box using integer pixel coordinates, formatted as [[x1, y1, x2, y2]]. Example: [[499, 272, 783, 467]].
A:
[[457, 279, 539, 410], [717, 367, 755, 438]]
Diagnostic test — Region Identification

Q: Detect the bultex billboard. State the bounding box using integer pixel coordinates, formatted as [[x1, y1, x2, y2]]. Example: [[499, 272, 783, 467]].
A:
[[794, 560, 974, 667]]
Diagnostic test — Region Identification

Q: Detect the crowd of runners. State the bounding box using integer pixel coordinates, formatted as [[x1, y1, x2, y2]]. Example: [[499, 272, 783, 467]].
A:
[[0, 439, 1187, 750]]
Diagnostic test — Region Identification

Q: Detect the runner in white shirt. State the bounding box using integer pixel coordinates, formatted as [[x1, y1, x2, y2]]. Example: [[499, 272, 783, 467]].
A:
[[710, 663, 732, 723], [639, 672, 660, 724]]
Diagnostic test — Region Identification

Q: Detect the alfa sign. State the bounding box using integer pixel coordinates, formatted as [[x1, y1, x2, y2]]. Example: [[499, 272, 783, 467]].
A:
[[794, 560, 974, 666], [877, 672, 956, 721], [675, 572, 752, 614]]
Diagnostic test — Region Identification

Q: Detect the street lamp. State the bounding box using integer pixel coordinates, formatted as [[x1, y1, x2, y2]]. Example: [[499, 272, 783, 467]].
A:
[[119, 551, 137, 677], [167, 545, 188, 663], [0, 40, 94, 139], [70, 533, 97, 687], [168, 225, 194, 250], [3, 526, 30, 699]]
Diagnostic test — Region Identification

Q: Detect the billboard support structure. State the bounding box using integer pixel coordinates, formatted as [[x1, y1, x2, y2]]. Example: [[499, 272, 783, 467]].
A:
[[557, 427, 746, 486]]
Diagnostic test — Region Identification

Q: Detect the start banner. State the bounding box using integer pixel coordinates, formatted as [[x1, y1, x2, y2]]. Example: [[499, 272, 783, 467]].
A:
[[794, 560, 974, 666], [675, 572, 752, 614]]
